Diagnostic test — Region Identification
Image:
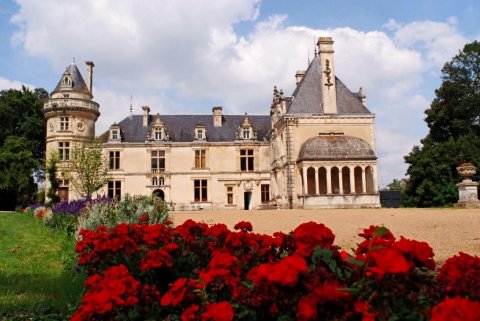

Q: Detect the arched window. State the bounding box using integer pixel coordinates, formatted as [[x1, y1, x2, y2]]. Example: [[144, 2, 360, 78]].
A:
[[318, 167, 327, 195], [159, 177, 165, 186], [331, 167, 340, 194], [307, 167, 316, 194], [354, 166, 363, 193], [152, 177, 158, 186], [342, 167, 351, 194]]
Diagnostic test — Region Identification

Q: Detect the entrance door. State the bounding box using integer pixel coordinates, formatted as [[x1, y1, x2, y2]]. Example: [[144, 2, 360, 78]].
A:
[[153, 189, 165, 201], [244, 192, 252, 210], [58, 187, 69, 202]]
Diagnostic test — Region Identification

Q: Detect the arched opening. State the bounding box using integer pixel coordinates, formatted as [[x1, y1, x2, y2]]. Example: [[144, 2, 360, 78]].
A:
[[318, 167, 327, 195], [307, 167, 316, 195], [152, 189, 165, 201], [354, 166, 363, 194], [366, 166, 374, 193], [342, 167, 351, 194], [331, 167, 340, 194]]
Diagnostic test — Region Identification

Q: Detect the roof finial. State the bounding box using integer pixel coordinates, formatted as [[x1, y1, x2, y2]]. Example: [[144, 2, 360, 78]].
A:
[[129, 95, 133, 119], [307, 49, 310, 65], [314, 36, 318, 57], [71, 57, 75, 65]]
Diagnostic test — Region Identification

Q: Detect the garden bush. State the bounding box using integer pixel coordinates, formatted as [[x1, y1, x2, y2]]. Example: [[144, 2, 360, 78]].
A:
[[75, 195, 170, 236], [70, 220, 480, 321]]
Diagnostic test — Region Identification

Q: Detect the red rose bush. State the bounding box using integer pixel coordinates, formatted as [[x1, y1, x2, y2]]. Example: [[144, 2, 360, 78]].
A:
[[71, 219, 480, 320]]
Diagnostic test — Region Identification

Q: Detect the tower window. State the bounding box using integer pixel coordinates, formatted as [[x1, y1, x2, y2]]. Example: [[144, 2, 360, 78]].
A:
[[58, 142, 70, 161], [60, 117, 69, 131]]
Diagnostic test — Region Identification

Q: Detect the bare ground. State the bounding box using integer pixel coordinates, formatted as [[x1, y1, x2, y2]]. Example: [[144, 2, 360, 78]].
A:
[[171, 208, 480, 264]]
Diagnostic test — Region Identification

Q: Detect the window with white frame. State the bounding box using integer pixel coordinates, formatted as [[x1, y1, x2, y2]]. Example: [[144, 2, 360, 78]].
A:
[[60, 117, 69, 131], [195, 149, 206, 169], [108, 181, 121, 200], [58, 142, 70, 161]]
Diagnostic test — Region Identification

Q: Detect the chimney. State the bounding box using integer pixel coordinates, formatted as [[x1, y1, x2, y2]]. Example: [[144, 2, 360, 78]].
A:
[[142, 106, 150, 127], [359, 87, 366, 105], [85, 61, 94, 95], [317, 37, 337, 114], [295, 70, 305, 85], [212, 106, 222, 127]]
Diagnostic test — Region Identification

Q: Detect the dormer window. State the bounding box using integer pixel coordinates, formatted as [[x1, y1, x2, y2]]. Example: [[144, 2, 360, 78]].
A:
[[150, 114, 168, 142], [109, 123, 122, 142], [238, 114, 256, 140], [155, 129, 162, 140], [194, 123, 206, 141]]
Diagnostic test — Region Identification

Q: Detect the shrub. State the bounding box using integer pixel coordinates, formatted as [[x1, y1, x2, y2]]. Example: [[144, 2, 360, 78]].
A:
[[76, 195, 170, 236]]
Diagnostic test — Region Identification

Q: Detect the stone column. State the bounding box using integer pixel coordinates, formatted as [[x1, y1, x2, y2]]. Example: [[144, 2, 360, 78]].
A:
[[326, 166, 332, 194], [314, 167, 319, 195], [302, 166, 308, 195], [338, 168, 344, 194], [349, 166, 355, 194], [361, 167, 366, 194], [372, 165, 378, 192]]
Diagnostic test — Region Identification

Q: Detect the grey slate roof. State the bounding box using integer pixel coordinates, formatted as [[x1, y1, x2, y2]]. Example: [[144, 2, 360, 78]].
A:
[[99, 114, 271, 143], [52, 63, 90, 95], [298, 135, 376, 161], [287, 56, 371, 115]]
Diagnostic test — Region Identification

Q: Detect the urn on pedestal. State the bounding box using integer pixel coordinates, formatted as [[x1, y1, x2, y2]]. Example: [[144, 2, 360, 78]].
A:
[[455, 162, 480, 208]]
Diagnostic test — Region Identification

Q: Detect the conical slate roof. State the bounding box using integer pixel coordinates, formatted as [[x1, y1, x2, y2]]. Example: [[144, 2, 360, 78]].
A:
[[52, 62, 90, 94], [287, 55, 371, 115]]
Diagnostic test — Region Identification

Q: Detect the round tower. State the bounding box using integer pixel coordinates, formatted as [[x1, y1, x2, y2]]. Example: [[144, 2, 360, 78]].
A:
[[43, 60, 100, 201]]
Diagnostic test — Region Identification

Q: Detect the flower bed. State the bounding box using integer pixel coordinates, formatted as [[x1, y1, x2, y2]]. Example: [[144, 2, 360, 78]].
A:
[[72, 220, 480, 321]]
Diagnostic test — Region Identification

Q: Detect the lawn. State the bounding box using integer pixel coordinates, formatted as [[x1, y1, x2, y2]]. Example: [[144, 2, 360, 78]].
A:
[[0, 212, 84, 320]]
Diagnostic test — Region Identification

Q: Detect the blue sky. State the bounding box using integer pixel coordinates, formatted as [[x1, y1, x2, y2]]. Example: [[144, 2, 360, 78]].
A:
[[1, 0, 479, 186]]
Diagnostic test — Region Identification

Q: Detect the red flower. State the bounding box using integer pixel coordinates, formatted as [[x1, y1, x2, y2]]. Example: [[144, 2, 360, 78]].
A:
[[181, 304, 200, 321], [437, 252, 480, 300], [394, 237, 435, 270], [293, 222, 335, 257], [35, 210, 45, 218], [354, 301, 376, 321], [297, 295, 318, 321], [201, 301, 234, 321], [234, 221, 253, 232], [160, 278, 203, 307], [430, 297, 480, 321], [248, 255, 308, 287], [368, 248, 410, 278], [140, 243, 178, 271]]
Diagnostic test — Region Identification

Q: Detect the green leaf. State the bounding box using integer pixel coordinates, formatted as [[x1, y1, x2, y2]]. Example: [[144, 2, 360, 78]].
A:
[[374, 226, 390, 237]]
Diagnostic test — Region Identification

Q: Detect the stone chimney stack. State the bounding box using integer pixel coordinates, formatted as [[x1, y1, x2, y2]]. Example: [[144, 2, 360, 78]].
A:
[[142, 106, 150, 127], [317, 37, 337, 114], [85, 61, 94, 96], [359, 87, 366, 105], [212, 106, 223, 127], [295, 70, 305, 85]]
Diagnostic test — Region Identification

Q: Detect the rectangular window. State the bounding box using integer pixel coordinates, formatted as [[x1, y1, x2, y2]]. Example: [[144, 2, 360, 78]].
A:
[[195, 150, 206, 168], [151, 150, 165, 173], [155, 130, 162, 140], [60, 117, 69, 131], [243, 130, 250, 139], [227, 186, 233, 204], [109, 151, 120, 170], [108, 181, 121, 200], [194, 179, 207, 202], [261, 184, 270, 203], [240, 149, 254, 171], [58, 142, 70, 161], [112, 130, 118, 140]]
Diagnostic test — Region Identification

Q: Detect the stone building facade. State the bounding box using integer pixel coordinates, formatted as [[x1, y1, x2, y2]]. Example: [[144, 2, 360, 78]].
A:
[[43, 37, 380, 209]]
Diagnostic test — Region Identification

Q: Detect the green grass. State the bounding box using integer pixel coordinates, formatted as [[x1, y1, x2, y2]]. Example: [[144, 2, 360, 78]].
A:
[[0, 212, 85, 320]]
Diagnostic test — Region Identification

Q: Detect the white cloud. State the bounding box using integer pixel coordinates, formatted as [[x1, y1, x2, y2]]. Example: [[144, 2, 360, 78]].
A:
[[0, 76, 33, 90], [9, 0, 470, 185]]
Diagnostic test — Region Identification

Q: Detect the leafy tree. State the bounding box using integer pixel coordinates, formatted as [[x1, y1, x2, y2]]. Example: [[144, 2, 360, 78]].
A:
[[64, 141, 110, 198], [386, 179, 403, 191], [0, 86, 47, 208], [46, 151, 60, 205], [404, 41, 480, 207]]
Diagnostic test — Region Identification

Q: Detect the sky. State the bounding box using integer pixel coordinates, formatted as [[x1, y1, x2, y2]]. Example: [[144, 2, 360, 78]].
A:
[[1, 0, 479, 187]]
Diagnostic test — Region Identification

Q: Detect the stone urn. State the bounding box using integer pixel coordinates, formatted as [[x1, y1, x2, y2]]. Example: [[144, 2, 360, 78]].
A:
[[455, 162, 480, 208], [457, 162, 477, 179]]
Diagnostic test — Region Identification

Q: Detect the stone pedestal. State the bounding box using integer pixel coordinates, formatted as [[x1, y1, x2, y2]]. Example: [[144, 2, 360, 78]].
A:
[[455, 179, 480, 208]]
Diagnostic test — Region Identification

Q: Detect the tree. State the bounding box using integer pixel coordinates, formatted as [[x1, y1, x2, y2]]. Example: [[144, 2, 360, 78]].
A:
[[404, 41, 480, 207], [386, 179, 403, 191], [64, 141, 110, 198], [0, 86, 47, 208], [46, 151, 60, 205]]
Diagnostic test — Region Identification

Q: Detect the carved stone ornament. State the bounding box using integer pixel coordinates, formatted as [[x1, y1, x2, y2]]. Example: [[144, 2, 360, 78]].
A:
[[457, 162, 476, 178], [77, 121, 85, 132], [49, 123, 54, 132]]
